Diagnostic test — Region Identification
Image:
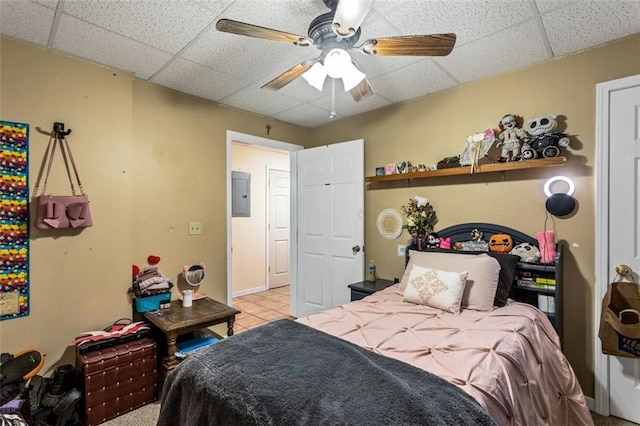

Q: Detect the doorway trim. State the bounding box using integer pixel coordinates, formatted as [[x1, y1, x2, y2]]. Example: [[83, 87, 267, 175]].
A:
[[594, 73, 640, 416], [226, 131, 303, 308]]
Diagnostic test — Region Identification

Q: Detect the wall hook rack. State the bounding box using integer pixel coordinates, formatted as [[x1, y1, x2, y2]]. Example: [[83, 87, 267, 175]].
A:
[[53, 122, 72, 139]]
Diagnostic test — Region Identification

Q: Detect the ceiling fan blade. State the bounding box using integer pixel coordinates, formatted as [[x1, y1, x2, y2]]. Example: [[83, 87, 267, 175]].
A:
[[349, 78, 373, 102], [262, 60, 319, 90], [360, 34, 457, 56], [216, 19, 313, 47], [332, 0, 374, 38]]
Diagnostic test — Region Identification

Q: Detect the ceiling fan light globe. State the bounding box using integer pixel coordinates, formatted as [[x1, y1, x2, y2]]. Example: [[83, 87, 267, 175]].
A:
[[341, 63, 366, 91], [324, 48, 351, 78], [302, 62, 328, 91]]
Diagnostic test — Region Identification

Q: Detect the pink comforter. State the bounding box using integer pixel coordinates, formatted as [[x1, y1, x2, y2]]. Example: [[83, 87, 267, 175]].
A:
[[297, 285, 592, 426]]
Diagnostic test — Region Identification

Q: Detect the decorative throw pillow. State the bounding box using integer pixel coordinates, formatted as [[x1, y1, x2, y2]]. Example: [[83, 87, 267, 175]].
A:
[[400, 250, 501, 311], [403, 266, 468, 314], [485, 252, 520, 307]]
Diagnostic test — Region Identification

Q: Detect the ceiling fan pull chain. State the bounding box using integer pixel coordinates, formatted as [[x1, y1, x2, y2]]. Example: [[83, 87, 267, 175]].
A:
[[329, 78, 337, 119]]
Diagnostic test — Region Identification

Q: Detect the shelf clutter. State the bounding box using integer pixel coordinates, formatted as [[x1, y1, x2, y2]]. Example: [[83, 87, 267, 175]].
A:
[[366, 157, 565, 183]]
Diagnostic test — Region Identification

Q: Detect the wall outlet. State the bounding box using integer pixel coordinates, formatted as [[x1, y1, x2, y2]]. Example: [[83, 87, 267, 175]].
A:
[[397, 244, 408, 257], [188, 221, 202, 235]]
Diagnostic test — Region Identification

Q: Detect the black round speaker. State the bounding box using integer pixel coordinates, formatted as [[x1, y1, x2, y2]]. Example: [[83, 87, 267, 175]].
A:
[[546, 193, 576, 217]]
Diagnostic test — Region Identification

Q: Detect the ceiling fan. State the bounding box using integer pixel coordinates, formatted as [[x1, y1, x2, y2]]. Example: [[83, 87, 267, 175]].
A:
[[216, 0, 456, 102]]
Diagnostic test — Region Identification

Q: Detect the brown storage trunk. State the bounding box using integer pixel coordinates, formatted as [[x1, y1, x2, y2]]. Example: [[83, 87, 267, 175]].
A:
[[76, 338, 158, 426]]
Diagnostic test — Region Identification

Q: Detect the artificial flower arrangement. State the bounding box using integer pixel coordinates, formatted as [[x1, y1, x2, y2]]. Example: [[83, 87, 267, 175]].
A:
[[400, 196, 438, 249]]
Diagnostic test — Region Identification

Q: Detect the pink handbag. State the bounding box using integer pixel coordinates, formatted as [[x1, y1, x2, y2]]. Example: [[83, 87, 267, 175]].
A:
[[33, 132, 92, 229]]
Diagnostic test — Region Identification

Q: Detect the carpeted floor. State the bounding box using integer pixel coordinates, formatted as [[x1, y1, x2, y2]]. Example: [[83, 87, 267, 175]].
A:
[[102, 401, 637, 425]]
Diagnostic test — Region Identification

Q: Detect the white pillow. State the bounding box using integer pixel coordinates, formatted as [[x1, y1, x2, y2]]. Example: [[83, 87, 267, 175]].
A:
[[400, 250, 501, 311], [403, 265, 468, 314]]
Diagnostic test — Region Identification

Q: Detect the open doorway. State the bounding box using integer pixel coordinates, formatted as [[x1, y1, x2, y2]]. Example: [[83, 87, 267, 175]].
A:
[[226, 131, 303, 331]]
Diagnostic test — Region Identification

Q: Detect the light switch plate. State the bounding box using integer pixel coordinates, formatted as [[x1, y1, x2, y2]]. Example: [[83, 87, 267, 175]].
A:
[[188, 221, 202, 235], [397, 244, 407, 257]]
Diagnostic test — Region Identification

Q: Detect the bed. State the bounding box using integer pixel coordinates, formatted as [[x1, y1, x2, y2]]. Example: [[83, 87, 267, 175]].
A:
[[157, 223, 592, 426]]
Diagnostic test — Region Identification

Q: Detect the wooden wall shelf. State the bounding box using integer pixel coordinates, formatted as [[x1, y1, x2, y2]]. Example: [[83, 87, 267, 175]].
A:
[[365, 157, 565, 183]]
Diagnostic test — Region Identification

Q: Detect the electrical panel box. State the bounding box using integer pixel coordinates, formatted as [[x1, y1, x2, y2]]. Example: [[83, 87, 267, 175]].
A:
[[232, 171, 251, 217]]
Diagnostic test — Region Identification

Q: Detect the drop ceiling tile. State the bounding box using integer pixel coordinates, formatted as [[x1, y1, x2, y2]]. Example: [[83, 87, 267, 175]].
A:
[[219, 0, 327, 38], [62, 0, 220, 53], [383, 0, 533, 45], [370, 59, 457, 103], [31, 0, 59, 10], [311, 91, 392, 118], [534, 0, 577, 13], [52, 14, 172, 79], [181, 25, 310, 82], [542, 0, 640, 57], [437, 19, 548, 83], [0, 1, 54, 46], [151, 57, 245, 101], [278, 78, 328, 103], [273, 103, 336, 128], [189, 0, 236, 15], [220, 82, 303, 117]]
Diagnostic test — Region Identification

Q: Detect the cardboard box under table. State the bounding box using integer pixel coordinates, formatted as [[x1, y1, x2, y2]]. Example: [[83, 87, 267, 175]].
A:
[[75, 338, 157, 426]]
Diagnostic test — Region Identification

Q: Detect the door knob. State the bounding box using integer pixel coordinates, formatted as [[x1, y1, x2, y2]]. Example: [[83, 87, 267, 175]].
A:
[[352, 245, 361, 254], [616, 264, 632, 277]]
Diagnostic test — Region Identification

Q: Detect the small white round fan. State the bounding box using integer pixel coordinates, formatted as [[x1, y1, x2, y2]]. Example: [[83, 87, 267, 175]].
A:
[[376, 209, 403, 240]]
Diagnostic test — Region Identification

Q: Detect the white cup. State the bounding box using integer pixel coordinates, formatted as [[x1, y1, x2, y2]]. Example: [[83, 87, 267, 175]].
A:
[[183, 290, 193, 307]]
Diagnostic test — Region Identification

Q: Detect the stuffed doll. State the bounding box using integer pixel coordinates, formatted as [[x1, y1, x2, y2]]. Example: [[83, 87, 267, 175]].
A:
[[497, 114, 527, 162], [522, 114, 570, 159], [510, 242, 541, 263], [425, 232, 440, 248]]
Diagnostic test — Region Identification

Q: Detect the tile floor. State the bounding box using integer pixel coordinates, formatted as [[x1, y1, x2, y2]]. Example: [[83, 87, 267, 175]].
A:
[[231, 286, 292, 333]]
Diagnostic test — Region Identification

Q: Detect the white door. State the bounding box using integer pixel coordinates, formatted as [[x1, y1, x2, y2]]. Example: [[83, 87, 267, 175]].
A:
[[268, 169, 290, 289], [607, 81, 640, 423], [295, 140, 364, 317]]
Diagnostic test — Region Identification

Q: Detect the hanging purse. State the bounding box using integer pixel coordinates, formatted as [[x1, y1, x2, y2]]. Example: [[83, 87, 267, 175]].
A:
[[33, 131, 93, 230], [598, 267, 640, 358]]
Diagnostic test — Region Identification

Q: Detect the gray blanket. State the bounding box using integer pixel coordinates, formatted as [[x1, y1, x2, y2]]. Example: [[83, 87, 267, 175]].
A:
[[158, 319, 496, 426]]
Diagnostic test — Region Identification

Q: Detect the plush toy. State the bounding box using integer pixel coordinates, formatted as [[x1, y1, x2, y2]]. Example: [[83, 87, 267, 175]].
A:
[[522, 114, 570, 159], [425, 232, 440, 248], [439, 237, 451, 249], [457, 229, 489, 251], [509, 243, 541, 263], [497, 114, 527, 162], [489, 233, 513, 253]]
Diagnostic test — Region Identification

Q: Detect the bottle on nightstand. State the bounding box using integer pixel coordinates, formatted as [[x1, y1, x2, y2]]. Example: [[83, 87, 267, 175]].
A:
[[368, 260, 376, 283]]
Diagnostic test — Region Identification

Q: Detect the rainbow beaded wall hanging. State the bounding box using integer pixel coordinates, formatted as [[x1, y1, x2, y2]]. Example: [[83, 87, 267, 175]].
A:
[[0, 120, 29, 321]]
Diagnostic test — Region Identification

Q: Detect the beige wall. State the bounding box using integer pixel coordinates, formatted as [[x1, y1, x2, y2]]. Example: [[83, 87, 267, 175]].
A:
[[3, 31, 639, 398], [0, 37, 308, 373], [309, 34, 640, 397], [231, 143, 289, 295]]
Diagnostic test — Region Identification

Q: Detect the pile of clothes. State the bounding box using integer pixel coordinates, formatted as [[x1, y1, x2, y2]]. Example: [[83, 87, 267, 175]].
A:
[[132, 255, 172, 298]]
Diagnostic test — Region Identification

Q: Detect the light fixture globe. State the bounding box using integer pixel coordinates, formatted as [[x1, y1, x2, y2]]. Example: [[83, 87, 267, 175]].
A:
[[302, 62, 328, 90], [341, 62, 365, 90], [324, 48, 351, 78]]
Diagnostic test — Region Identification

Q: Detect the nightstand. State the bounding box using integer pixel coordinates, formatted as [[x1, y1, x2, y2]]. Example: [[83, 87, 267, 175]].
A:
[[348, 278, 396, 301]]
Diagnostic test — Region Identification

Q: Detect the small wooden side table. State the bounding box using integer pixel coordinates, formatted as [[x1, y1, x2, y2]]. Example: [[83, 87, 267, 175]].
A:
[[143, 297, 240, 387]]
